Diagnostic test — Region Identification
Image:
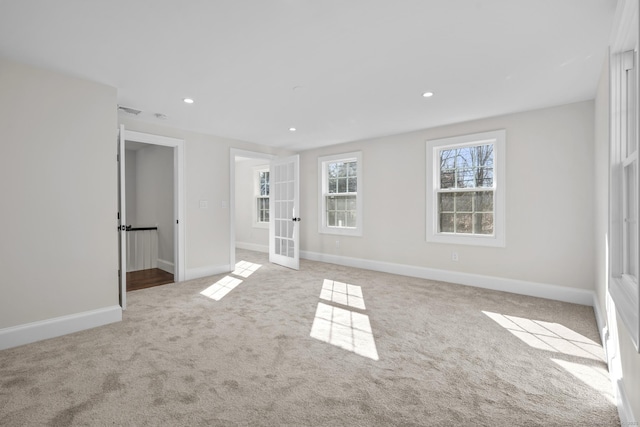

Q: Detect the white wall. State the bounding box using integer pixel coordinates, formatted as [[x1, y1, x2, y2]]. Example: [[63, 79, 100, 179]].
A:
[[118, 117, 289, 278], [299, 101, 595, 291], [0, 59, 119, 330], [133, 144, 174, 264], [235, 158, 269, 251]]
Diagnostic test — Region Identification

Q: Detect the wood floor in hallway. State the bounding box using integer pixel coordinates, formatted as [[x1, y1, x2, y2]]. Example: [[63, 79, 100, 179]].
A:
[[127, 268, 174, 291]]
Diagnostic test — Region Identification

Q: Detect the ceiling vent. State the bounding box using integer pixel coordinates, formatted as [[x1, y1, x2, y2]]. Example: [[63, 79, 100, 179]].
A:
[[118, 105, 142, 115]]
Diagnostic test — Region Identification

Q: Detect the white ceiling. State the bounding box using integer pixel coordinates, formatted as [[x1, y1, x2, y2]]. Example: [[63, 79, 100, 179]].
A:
[[0, 0, 617, 151]]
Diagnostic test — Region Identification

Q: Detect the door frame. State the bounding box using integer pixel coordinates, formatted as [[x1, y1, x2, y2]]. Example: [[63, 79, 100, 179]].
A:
[[229, 148, 276, 269], [121, 129, 186, 290]]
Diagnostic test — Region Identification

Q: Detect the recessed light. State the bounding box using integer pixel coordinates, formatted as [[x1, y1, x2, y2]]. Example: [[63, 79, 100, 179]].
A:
[[422, 92, 434, 98], [183, 98, 194, 104], [289, 127, 297, 132]]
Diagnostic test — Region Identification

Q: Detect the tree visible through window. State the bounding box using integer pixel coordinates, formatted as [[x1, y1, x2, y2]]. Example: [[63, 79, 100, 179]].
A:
[[426, 130, 505, 247], [438, 144, 494, 235], [256, 170, 269, 223]]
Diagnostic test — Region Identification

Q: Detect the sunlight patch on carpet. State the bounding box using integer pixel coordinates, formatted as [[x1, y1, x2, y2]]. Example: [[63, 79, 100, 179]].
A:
[[482, 311, 605, 361], [200, 276, 243, 301], [552, 359, 615, 404], [310, 302, 379, 360], [232, 260, 262, 278], [319, 279, 366, 310]]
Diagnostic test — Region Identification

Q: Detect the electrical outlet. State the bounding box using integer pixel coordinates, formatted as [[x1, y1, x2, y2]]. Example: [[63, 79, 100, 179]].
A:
[[451, 251, 459, 262], [335, 240, 340, 248]]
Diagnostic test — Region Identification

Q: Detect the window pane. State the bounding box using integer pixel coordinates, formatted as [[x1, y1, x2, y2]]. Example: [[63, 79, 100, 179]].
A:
[[440, 149, 456, 169], [457, 168, 475, 188], [347, 211, 357, 227], [456, 193, 473, 211], [328, 197, 336, 210], [336, 197, 346, 210], [475, 191, 493, 212], [336, 212, 346, 227], [328, 163, 339, 179], [440, 213, 454, 232], [337, 163, 347, 177], [456, 213, 472, 233], [474, 213, 493, 234], [457, 147, 473, 169], [329, 178, 337, 193], [440, 170, 455, 189], [347, 161, 357, 177], [328, 211, 336, 227], [476, 168, 493, 187], [439, 193, 454, 212], [347, 196, 357, 210], [347, 177, 357, 193], [337, 178, 347, 193]]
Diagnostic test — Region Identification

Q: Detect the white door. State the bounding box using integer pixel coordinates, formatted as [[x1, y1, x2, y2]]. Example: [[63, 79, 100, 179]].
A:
[[117, 124, 127, 309], [269, 155, 300, 270]]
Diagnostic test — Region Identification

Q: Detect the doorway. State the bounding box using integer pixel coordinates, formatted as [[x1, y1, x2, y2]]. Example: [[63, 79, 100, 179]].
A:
[[229, 149, 275, 269], [125, 141, 174, 291], [118, 127, 185, 309]]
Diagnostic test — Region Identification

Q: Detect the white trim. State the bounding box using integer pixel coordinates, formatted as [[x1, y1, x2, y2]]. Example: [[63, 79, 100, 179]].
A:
[[230, 149, 277, 272], [592, 293, 607, 348], [318, 151, 363, 236], [236, 241, 269, 253], [616, 379, 637, 425], [0, 306, 122, 351], [426, 129, 506, 247], [157, 259, 175, 274], [594, 293, 638, 426], [185, 264, 232, 281], [608, 0, 640, 352], [300, 250, 593, 306]]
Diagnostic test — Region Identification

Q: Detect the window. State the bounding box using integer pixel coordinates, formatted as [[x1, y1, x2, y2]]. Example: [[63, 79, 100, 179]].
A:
[[254, 168, 269, 228], [609, 0, 640, 352], [426, 130, 505, 247], [318, 152, 362, 236]]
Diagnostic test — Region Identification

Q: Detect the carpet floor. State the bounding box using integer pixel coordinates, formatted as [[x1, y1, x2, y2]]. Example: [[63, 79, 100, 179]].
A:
[[0, 249, 619, 426]]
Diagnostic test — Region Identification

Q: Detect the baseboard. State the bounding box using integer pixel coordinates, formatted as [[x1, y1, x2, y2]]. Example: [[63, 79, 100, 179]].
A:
[[300, 251, 594, 306], [236, 241, 268, 253], [157, 258, 174, 274], [593, 294, 638, 425], [592, 293, 607, 350], [185, 264, 231, 281], [0, 305, 122, 351]]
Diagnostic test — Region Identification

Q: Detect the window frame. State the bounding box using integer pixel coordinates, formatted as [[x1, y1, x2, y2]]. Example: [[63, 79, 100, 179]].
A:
[[253, 167, 270, 229], [426, 130, 506, 247], [318, 151, 363, 236], [609, 0, 640, 352]]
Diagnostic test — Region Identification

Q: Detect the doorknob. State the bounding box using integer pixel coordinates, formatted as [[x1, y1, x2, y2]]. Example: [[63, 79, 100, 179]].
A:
[[292, 217, 301, 222]]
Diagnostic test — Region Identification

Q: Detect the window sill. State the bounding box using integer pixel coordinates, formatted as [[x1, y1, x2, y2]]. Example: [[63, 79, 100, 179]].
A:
[[319, 226, 362, 237], [427, 232, 505, 248], [609, 276, 640, 352], [253, 222, 269, 230]]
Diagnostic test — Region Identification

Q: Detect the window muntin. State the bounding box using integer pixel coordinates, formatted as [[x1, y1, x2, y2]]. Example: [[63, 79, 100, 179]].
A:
[[318, 152, 362, 236], [254, 168, 269, 227], [426, 130, 505, 247]]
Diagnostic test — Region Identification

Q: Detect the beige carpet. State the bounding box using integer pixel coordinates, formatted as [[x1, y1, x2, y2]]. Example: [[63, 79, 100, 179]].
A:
[[0, 249, 619, 426]]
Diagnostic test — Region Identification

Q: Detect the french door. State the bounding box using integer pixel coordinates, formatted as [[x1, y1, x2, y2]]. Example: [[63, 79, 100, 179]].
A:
[[269, 155, 300, 270]]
